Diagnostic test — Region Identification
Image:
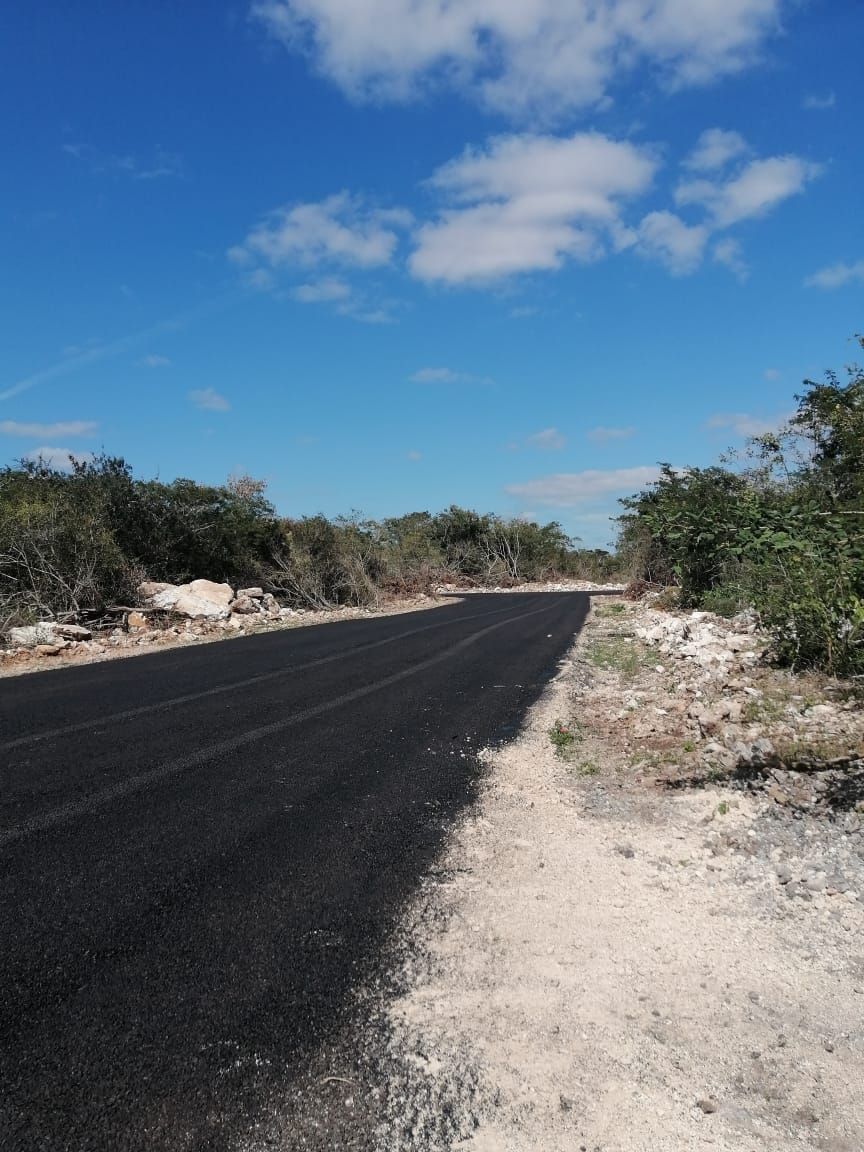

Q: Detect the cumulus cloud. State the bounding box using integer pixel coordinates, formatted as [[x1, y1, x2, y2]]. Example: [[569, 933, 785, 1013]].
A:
[[684, 128, 749, 172], [291, 277, 352, 303], [229, 193, 410, 273], [675, 155, 821, 228], [0, 420, 97, 438], [587, 425, 636, 442], [505, 466, 662, 506], [139, 354, 172, 368], [526, 427, 565, 451], [712, 236, 750, 280], [763, 367, 780, 380], [636, 210, 708, 275], [410, 132, 657, 284], [23, 447, 94, 471], [189, 388, 231, 412], [804, 260, 864, 290], [252, 0, 784, 119]]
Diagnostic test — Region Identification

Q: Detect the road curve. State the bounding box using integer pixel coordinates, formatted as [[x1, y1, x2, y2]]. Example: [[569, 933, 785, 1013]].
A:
[[0, 591, 589, 1151]]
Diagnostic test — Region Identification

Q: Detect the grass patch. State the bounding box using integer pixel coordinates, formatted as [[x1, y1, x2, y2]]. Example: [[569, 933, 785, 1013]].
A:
[[596, 601, 627, 618], [573, 760, 600, 776], [742, 695, 787, 724], [772, 738, 862, 766], [586, 636, 652, 679], [549, 720, 583, 759]]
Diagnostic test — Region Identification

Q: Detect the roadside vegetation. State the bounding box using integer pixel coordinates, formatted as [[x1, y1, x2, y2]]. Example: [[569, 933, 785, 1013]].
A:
[[0, 461, 617, 629], [619, 340, 864, 677]]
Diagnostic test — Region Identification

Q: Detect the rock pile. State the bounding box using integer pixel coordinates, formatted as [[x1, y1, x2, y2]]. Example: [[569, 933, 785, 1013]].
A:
[[570, 598, 864, 828], [0, 578, 298, 669], [6, 621, 93, 655], [136, 579, 286, 622], [634, 608, 762, 671]]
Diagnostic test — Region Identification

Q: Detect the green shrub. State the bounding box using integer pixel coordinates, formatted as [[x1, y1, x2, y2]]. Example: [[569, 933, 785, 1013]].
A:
[[617, 340, 864, 677]]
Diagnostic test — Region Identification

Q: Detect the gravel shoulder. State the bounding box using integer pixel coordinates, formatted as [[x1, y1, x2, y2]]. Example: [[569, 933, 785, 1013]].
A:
[[0, 593, 454, 679], [374, 596, 864, 1151]]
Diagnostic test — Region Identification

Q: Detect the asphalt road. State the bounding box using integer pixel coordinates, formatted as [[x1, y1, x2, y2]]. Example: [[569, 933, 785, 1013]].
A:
[[0, 592, 589, 1151]]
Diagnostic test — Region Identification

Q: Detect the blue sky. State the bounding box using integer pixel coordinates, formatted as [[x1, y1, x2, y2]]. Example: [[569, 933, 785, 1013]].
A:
[[1, 1, 861, 546]]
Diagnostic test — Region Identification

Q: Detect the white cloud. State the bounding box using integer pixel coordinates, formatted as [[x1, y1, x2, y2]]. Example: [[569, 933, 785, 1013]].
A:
[[246, 267, 278, 292], [140, 354, 172, 368], [675, 155, 821, 227], [763, 367, 780, 381], [803, 92, 835, 110], [23, 447, 94, 471], [189, 388, 231, 412], [712, 236, 749, 280], [526, 427, 565, 451], [684, 128, 749, 171], [230, 193, 409, 273], [410, 132, 657, 284], [505, 466, 662, 506], [345, 305, 398, 324], [804, 260, 864, 290], [705, 412, 786, 437], [291, 277, 352, 303], [587, 425, 635, 442], [409, 367, 492, 385], [406, 449, 423, 461], [0, 420, 97, 438], [636, 210, 708, 275], [64, 143, 183, 181], [252, 0, 784, 120]]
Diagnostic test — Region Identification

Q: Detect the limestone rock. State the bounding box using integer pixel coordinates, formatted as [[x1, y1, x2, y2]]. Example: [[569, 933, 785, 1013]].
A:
[[186, 579, 234, 608], [53, 623, 92, 641], [230, 595, 261, 615], [8, 623, 61, 648], [7, 622, 91, 648], [138, 579, 234, 620]]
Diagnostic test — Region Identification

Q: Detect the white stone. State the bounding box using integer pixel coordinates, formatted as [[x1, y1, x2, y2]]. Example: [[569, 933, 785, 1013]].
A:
[[8, 623, 61, 648]]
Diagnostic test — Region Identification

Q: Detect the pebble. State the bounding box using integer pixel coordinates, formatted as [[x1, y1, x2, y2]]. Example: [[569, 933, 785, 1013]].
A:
[[697, 1098, 718, 1114]]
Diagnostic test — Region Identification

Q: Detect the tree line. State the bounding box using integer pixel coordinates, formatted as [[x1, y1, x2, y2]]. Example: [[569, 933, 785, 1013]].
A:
[[0, 458, 616, 627]]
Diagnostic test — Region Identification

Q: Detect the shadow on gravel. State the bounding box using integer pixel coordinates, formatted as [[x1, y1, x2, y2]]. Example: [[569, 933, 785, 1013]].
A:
[[662, 754, 864, 817]]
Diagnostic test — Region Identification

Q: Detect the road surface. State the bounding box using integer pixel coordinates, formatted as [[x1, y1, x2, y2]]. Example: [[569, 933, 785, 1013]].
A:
[[0, 592, 589, 1151]]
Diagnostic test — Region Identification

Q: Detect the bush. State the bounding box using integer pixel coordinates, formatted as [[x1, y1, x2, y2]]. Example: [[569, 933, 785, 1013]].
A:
[[618, 342, 864, 677]]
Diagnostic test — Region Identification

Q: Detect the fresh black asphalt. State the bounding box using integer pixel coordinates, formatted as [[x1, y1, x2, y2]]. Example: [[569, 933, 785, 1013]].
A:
[[0, 592, 589, 1151]]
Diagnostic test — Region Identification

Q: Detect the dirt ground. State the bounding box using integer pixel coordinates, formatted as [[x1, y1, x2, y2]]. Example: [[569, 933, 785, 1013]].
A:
[[377, 597, 864, 1151]]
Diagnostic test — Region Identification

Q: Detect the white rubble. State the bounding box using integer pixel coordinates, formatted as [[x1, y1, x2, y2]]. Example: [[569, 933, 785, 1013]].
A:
[[635, 609, 762, 670]]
